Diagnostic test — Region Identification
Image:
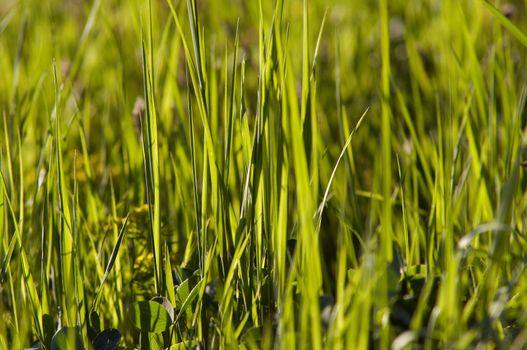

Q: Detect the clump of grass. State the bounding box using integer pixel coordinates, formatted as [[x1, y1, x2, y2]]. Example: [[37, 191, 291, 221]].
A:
[[1, 0, 527, 348]]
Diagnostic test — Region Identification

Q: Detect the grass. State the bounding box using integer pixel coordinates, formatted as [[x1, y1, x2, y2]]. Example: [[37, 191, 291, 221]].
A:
[[1, 0, 527, 348]]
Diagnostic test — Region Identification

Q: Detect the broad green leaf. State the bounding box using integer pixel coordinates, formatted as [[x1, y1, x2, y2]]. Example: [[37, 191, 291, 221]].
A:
[[151, 296, 175, 322], [176, 279, 190, 306], [131, 300, 172, 333], [139, 331, 164, 350], [176, 279, 203, 322]]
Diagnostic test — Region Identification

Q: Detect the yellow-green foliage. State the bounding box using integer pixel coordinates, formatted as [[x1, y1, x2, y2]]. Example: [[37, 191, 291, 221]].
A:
[[1, 0, 527, 348]]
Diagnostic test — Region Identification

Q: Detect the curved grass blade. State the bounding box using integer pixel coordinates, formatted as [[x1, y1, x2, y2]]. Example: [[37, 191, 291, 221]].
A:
[[479, 0, 527, 47], [90, 214, 129, 313]]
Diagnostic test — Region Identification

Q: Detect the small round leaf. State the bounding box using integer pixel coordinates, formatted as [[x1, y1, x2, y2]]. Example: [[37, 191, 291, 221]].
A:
[[92, 328, 121, 350]]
